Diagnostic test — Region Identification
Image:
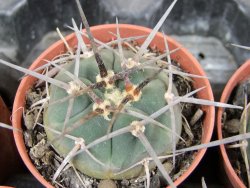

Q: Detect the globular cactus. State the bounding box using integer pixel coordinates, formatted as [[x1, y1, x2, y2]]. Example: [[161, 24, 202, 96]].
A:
[[44, 47, 182, 179]]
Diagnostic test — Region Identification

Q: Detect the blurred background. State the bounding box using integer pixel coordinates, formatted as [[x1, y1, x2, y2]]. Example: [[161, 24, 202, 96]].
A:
[[0, 0, 250, 187]]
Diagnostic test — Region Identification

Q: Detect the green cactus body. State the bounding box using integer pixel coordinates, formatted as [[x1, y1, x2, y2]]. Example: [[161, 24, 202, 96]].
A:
[[44, 48, 182, 179]]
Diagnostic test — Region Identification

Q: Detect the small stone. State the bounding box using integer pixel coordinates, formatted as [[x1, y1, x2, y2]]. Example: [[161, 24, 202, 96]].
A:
[[150, 174, 160, 188], [225, 119, 241, 133], [24, 131, 33, 147], [24, 113, 35, 130], [30, 139, 47, 160], [41, 151, 54, 165], [163, 161, 173, 174], [36, 133, 44, 142], [121, 179, 129, 186], [26, 91, 41, 104], [98, 180, 117, 188], [157, 162, 174, 187]]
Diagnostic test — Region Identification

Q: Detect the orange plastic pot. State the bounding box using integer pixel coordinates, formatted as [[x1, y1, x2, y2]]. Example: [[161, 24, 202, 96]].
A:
[[0, 96, 19, 187], [217, 59, 250, 188], [12, 24, 215, 187]]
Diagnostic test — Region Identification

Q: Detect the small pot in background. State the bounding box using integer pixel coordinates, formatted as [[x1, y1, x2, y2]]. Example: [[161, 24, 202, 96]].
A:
[[217, 59, 250, 188], [0, 96, 21, 187]]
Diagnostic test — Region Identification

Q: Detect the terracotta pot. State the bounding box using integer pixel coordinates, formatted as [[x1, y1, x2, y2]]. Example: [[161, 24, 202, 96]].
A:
[[217, 59, 250, 188], [0, 96, 19, 187], [12, 24, 215, 187]]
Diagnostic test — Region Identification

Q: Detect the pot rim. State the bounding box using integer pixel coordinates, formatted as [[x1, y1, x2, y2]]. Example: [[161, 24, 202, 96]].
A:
[[217, 59, 250, 188], [12, 24, 215, 188]]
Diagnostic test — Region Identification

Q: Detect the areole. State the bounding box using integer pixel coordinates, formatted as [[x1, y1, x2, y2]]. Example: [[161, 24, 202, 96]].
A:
[[12, 24, 215, 187]]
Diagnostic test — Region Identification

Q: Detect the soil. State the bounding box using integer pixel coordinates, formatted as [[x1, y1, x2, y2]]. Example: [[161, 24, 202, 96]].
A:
[[222, 78, 250, 187], [22, 43, 203, 188]]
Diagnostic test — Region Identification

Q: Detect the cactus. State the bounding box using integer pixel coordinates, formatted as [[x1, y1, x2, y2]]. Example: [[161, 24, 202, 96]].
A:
[[44, 47, 182, 179]]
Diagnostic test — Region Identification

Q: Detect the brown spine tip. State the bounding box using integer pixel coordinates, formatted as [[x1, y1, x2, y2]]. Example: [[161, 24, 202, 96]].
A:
[[121, 94, 134, 104], [134, 78, 150, 95], [94, 53, 108, 78], [91, 81, 107, 89], [94, 108, 104, 114], [75, 0, 108, 78], [134, 68, 163, 95]]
